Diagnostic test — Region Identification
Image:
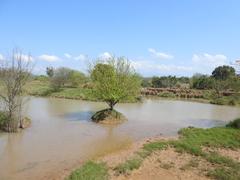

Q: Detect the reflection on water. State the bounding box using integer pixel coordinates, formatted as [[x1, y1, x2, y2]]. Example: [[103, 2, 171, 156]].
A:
[[0, 97, 240, 179]]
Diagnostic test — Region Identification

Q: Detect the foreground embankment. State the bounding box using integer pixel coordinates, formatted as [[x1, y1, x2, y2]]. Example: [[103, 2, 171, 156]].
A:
[[67, 120, 240, 180]]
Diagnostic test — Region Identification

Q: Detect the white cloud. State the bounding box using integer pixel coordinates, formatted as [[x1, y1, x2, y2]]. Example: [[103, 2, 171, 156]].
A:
[[131, 60, 192, 73], [64, 53, 72, 59], [74, 54, 87, 61], [38, 54, 60, 62], [148, 48, 174, 60], [98, 52, 112, 60], [0, 54, 4, 60], [192, 53, 228, 67]]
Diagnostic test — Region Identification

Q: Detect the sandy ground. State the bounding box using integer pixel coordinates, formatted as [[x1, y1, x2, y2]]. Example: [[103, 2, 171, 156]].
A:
[[50, 135, 240, 180], [99, 136, 240, 180]]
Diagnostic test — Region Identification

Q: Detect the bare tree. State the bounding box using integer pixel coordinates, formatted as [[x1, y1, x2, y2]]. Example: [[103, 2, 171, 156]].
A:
[[0, 49, 32, 132]]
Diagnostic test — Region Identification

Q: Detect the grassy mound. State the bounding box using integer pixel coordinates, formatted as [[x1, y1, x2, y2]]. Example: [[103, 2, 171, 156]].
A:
[[91, 109, 126, 124]]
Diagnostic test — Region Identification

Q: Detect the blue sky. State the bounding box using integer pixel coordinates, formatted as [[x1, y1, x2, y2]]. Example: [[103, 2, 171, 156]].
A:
[[0, 0, 240, 76]]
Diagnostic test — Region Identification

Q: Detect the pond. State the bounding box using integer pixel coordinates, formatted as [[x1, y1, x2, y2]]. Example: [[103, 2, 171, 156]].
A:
[[0, 97, 240, 179]]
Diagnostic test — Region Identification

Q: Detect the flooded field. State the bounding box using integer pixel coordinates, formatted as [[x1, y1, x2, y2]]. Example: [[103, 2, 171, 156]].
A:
[[0, 97, 240, 180]]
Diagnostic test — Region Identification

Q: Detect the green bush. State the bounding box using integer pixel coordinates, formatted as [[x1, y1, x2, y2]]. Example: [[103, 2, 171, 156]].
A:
[[226, 118, 240, 129], [0, 111, 8, 130]]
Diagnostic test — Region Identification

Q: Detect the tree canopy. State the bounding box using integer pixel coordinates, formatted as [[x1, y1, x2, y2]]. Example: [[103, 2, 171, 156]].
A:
[[90, 57, 141, 110], [212, 65, 235, 80]]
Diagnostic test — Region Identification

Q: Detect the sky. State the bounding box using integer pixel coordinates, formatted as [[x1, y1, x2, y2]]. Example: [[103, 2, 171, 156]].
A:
[[0, 0, 240, 77]]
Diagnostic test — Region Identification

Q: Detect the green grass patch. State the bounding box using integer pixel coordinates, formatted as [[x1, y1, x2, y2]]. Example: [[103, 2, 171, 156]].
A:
[[68, 126, 240, 179], [143, 141, 168, 152], [210, 95, 240, 106], [51, 88, 96, 101], [114, 157, 143, 175], [68, 161, 108, 180]]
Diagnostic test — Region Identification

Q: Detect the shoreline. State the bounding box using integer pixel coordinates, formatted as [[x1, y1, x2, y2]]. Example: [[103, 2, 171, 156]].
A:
[[66, 126, 240, 180], [28, 93, 239, 107]]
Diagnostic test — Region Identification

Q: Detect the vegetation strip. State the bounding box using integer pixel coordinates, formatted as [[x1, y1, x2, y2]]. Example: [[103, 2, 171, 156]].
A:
[[68, 119, 240, 180]]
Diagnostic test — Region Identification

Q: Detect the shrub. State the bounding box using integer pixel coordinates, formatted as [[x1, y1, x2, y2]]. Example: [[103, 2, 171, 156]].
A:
[[0, 111, 8, 129], [226, 118, 240, 129]]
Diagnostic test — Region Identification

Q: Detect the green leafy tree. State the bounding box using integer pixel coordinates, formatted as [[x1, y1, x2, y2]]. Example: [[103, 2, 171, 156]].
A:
[[191, 74, 214, 89], [90, 57, 141, 110], [50, 67, 86, 89], [151, 76, 177, 88], [212, 65, 235, 80], [69, 70, 86, 87]]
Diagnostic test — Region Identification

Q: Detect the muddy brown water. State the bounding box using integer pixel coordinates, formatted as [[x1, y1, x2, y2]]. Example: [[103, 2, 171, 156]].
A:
[[0, 97, 240, 179]]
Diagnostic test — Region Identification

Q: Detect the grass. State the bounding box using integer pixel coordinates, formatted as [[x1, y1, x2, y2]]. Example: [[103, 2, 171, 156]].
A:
[[210, 95, 240, 106], [25, 79, 97, 101], [114, 157, 143, 175], [207, 167, 240, 180], [68, 161, 108, 180], [143, 127, 240, 179], [68, 126, 240, 180]]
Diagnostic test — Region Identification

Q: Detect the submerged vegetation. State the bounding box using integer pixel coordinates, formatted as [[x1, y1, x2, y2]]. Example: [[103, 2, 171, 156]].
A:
[[68, 125, 240, 180]]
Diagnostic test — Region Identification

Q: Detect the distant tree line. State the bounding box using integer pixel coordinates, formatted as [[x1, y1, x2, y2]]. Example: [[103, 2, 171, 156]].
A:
[[45, 67, 88, 90], [141, 65, 240, 93]]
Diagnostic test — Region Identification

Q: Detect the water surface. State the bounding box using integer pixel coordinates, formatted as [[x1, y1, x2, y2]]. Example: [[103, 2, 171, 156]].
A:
[[0, 97, 239, 179]]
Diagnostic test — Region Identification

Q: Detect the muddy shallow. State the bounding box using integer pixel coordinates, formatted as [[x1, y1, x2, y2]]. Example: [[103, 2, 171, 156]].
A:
[[0, 97, 240, 180]]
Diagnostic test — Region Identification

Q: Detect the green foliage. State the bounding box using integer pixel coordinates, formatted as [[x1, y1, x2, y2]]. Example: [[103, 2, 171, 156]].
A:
[[68, 161, 108, 180], [69, 70, 86, 87], [51, 88, 96, 100], [191, 74, 214, 89], [91, 57, 141, 109], [143, 141, 167, 152], [226, 118, 240, 129], [210, 96, 240, 106], [151, 76, 190, 88], [152, 76, 177, 88], [212, 65, 236, 80], [33, 75, 49, 82], [114, 157, 143, 175], [177, 127, 240, 150], [208, 167, 240, 180], [141, 77, 152, 87], [50, 67, 86, 89], [0, 111, 8, 130]]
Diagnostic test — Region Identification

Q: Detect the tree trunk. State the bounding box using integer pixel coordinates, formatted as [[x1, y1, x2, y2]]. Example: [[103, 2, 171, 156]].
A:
[[108, 100, 118, 111]]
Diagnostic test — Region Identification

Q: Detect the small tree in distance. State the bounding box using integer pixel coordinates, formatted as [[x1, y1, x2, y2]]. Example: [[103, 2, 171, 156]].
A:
[[90, 57, 141, 111], [46, 67, 54, 77]]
